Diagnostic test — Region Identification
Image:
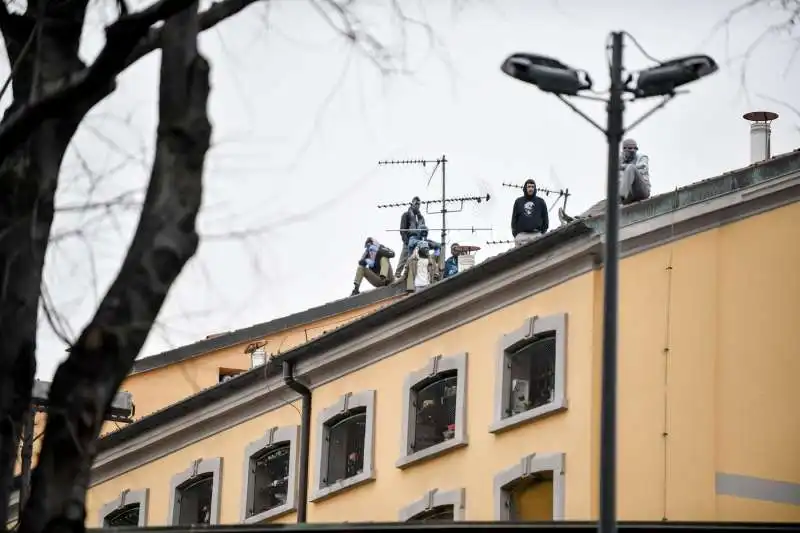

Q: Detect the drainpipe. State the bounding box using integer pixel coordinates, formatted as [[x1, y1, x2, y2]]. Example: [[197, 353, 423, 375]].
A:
[[282, 360, 311, 523]]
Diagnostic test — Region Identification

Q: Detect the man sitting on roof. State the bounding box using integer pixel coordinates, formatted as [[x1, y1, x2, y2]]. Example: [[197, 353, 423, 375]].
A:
[[351, 237, 395, 296], [558, 138, 652, 223]]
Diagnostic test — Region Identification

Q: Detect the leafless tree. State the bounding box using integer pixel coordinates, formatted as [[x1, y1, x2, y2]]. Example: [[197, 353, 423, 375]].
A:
[[0, 0, 436, 532], [716, 0, 799, 120]]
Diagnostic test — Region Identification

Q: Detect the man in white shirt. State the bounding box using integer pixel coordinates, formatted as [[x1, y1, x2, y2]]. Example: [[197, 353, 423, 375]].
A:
[[558, 138, 652, 223], [619, 138, 651, 204], [405, 241, 436, 292]]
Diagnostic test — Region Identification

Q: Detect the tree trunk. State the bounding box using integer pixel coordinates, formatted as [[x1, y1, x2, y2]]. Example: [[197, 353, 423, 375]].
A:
[[17, 3, 211, 533], [0, 4, 92, 526]]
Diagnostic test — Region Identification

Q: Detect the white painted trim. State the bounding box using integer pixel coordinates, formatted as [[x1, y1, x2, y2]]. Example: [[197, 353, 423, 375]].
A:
[[166, 457, 223, 526], [490, 313, 569, 434], [98, 488, 149, 527], [398, 488, 466, 521], [397, 353, 469, 469], [310, 390, 377, 502], [240, 425, 300, 523], [494, 452, 566, 520]]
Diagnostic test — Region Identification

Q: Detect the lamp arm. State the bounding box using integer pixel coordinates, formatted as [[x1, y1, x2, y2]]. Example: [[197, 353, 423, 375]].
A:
[[624, 94, 676, 134], [555, 94, 607, 135]]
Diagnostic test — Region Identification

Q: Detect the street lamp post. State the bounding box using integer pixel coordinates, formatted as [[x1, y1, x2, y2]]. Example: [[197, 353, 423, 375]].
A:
[[501, 31, 717, 533]]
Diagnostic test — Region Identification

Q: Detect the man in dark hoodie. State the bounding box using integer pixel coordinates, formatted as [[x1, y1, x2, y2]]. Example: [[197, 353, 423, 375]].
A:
[[511, 178, 549, 247], [396, 196, 425, 279]]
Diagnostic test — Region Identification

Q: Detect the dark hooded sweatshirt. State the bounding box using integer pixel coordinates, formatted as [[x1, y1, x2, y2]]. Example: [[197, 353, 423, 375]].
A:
[[511, 179, 549, 237]]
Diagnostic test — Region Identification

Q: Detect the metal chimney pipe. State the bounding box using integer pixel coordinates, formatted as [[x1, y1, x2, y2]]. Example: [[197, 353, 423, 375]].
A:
[[743, 111, 779, 164]]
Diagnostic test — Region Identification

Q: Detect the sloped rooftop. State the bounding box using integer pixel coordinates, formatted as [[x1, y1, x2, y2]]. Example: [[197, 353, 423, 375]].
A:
[[130, 281, 408, 375], [92, 147, 800, 450]]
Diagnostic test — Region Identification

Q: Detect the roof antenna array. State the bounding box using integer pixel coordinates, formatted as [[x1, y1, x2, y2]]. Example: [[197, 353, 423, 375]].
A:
[[483, 181, 572, 247], [377, 155, 492, 247], [501, 181, 571, 213]]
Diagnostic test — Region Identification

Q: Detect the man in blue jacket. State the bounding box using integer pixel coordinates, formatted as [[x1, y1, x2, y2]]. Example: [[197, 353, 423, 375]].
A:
[[511, 179, 549, 247]]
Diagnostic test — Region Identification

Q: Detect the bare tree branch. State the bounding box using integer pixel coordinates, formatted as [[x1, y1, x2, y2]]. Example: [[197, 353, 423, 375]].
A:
[[124, 0, 264, 67], [0, 0, 198, 162], [16, 1, 211, 531]]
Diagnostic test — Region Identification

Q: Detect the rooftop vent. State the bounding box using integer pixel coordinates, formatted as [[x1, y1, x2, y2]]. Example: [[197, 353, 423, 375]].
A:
[[743, 111, 779, 164]]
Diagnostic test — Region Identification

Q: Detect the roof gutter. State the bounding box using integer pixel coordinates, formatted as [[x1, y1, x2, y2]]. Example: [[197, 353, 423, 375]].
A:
[[282, 360, 311, 523]]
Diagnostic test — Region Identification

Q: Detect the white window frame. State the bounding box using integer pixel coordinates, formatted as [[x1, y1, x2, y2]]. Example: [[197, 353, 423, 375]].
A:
[[490, 313, 568, 433], [398, 488, 466, 521], [240, 425, 300, 523], [310, 389, 376, 502], [98, 488, 149, 527], [493, 452, 566, 520], [167, 457, 223, 525], [397, 352, 468, 469]]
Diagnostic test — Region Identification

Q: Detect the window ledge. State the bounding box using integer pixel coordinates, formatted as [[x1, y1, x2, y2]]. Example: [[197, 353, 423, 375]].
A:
[[396, 437, 468, 470], [309, 470, 375, 502], [242, 502, 296, 524], [489, 397, 568, 434]]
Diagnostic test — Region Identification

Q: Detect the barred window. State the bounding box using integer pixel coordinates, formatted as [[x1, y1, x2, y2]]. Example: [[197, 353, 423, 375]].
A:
[[506, 334, 556, 416], [249, 444, 291, 517], [324, 410, 366, 486], [412, 371, 458, 453], [176, 474, 213, 525], [103, 504, 140, 527], [408, 505, 455, 522]]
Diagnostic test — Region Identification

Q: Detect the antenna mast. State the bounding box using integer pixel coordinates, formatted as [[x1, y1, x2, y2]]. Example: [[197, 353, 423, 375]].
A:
[[377, 155, 491, 247], [501, 181, 572, 213]]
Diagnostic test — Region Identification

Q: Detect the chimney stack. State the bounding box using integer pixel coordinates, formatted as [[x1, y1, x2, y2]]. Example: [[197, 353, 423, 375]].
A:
[[743, 111, 779, 164]]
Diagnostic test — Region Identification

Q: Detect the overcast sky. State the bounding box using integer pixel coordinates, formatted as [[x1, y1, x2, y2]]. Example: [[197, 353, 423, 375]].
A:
[[6, 0, 797, 380]]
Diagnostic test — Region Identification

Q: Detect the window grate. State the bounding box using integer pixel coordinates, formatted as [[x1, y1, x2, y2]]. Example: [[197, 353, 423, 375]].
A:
[[104, 503, 140, 527], [176, 473, 213, 525], [412, 372, 458, 453], [409, 505, 455, 522], [324, 411, 366, 486], [506, 335, 556, 416], [249, 443, 291, 517]]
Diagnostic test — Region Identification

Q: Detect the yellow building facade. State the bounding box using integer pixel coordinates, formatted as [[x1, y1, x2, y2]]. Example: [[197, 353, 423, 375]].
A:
[[9, 281, 406, 518], [14, 150, 800, 527], [121, 285, 406, 422]]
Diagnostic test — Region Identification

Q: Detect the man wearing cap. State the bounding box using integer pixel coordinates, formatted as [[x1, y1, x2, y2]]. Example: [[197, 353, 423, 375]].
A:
[[396, 196, 425, 279], [558, 138, 651, 223]]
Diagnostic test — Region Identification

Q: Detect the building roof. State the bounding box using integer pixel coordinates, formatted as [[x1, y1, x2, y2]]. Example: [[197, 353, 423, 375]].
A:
[[129, 281, 409, 375], [95, 148, 800, 452]]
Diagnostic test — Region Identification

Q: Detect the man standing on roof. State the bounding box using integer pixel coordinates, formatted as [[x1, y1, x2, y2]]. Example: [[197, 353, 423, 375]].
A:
[[351, 237, 395, 296], [511, 179, 549, 247], [396, 196, 425, 279], [405, 240, 436, 293], [558, 138, 652, 224]]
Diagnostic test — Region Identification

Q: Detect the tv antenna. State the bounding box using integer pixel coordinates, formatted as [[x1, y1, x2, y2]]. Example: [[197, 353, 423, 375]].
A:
[[377, 155, 492, 247], [502, 181, 571, 214], [485, 239, 515, 246]]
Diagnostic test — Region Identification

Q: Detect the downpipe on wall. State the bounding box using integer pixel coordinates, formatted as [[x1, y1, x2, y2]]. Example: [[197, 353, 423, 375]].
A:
[[282, 360, 311, 523]]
